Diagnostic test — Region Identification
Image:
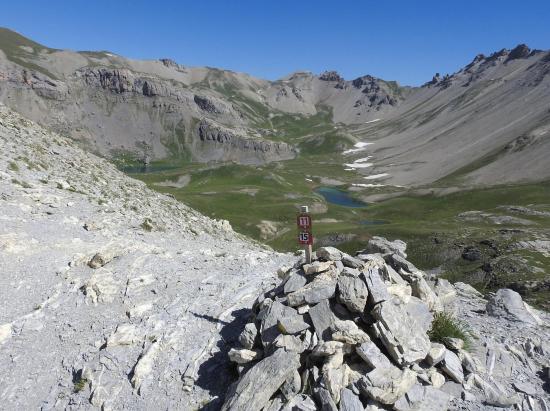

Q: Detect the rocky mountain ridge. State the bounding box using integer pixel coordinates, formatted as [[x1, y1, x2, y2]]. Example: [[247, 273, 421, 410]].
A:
[[2, 27, 549, 187]]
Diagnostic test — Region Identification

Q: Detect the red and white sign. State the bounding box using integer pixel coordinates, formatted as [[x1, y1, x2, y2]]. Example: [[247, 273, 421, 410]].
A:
[[297, 214, 312, 229], [298, 231, 313, 245]]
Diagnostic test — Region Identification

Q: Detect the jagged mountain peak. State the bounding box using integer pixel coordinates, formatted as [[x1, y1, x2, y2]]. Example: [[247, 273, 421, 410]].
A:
[[421, 43, 549, 89], [318, 70, 344, 82]]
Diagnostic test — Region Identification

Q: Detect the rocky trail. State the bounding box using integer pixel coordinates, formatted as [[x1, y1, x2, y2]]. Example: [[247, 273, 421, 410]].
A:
[[0, 105, 293, 409]]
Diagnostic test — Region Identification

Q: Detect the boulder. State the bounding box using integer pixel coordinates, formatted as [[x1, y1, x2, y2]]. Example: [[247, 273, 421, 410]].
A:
[[277, 315, 310, 335], [287, 269, 338, 307], [356, 341, 392, 369], [410, 276, 441, 312], [426, 368, 445, 388], [313, 387, 337, 411], [297, 304, 310, 315], [440, 381, 463, 399], [228, 348, 261, 364], [303, 261, 333, 275], [457, 350, 477, 374], [404, 296, 433, 331], [272, 334, 306, 353], [486, 289, 541, 326], [386, 254, 420, 276], [364, 400, 386, 410], [308, 299, 336, 341], [512, 381, 537, 396], [260, 300, 299, 346], [88, 252, 113, 269], [426, 342, 446, 366], [322, 361, 348, 402], [393, 384, 450, 411], [473, 374, 520, 408], [284, 273, 307, 294], [281, 394, 317, 411], [441, 349, 464, 383], [364, 236, 407, 258], [433, 279, 457, 305], [317, 247, 343, 261], [384, 264, 407, 285], [341, 254, 363, 269], [363, 266, 389, 305], [387, 283, 412, 303], [221, 349, 300, 411], [331, 320, 370, 345], [371, 298, 431, 365], [280, 370, 301, 400], [337, 267, 369, 312], [238, 322, 258, 349], [357, 366, 417, 405], [311, 341, 347, 357], [264, 396, 285, 411], [357, 253, 386, 267], [453, 282, 483, 298], [339, 387, 364, 411]]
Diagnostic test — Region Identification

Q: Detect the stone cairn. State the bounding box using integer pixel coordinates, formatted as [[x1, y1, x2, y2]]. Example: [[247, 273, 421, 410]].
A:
[[221, 237, 467, 410]]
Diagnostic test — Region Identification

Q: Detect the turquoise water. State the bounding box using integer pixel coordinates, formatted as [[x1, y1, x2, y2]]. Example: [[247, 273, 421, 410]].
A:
[[314, 187, 368, 208]]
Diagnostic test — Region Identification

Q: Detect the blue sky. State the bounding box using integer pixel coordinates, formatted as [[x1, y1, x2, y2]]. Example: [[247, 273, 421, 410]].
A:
[[2, 0, 549, 85]]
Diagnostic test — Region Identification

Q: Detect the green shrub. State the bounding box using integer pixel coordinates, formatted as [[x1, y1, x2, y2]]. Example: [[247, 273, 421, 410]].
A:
[[73, 377, 88, 393], [428, 311, 472, 350]]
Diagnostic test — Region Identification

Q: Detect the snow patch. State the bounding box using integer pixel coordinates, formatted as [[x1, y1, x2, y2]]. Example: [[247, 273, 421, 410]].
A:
[[352, 183, 386, 188], [343, 141, 373, 155], [345, 163, 373, 169], [364, 173, 389, 180]]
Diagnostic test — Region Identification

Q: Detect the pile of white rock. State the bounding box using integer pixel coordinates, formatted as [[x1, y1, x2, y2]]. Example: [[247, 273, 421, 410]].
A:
[[221, 237, 549, 411]]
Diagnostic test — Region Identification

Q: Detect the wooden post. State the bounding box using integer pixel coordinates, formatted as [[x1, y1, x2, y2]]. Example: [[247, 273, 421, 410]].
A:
[[297, 205, 313, 264]]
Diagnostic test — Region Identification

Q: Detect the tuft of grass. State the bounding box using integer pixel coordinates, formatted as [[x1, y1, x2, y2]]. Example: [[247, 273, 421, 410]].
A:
[[8, 161, 19, 171], [11, 178, 32, 188], [428, 311, 472, 351], [73, 377, 88, 393], [141, 218, 154, 232]]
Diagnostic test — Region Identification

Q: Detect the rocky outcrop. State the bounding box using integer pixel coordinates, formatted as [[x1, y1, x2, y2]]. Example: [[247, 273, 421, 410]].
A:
[[486, 288, 542, 326], [351, 75, 400, 107], [195, 119, 297, 164], [81, 68, 168, 97], [222, 240, 550, 410], [194, 94, 220, 113], [319, 71, 344, 82], [506, 44, 531, 61]]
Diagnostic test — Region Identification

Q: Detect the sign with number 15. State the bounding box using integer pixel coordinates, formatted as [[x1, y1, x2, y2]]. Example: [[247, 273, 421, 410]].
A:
[[298, 231, 313, 245]]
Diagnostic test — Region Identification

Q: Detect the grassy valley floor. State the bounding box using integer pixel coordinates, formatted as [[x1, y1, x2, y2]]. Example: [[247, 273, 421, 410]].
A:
[[121, 152, 550, 310]]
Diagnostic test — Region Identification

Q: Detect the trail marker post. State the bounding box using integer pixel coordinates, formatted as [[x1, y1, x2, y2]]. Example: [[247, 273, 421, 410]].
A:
[[297, 205, 313, 263]]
